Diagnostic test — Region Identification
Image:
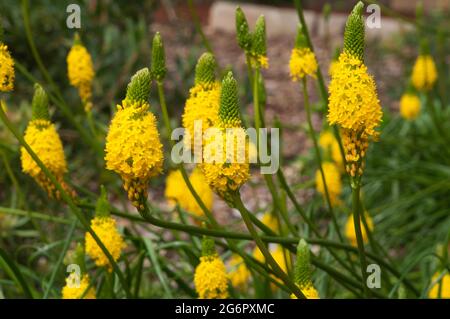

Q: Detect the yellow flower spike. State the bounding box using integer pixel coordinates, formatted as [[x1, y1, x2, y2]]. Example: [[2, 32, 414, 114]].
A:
[[411, 54, 437, 92], [21, 84, 73, 199], [261, 212, 279, 233], [428, 272, 450, 298], [62, 274, 96, 299], [327, 2, 382, 177], [315, 162, 342, 206], [165, 167, 213, 220], [194, 236, 229, 299], [228, 255, 250, 290], [200, 72, 250, 201], [0, 43, 14, 92], [345, 211, 374, 247], [182, 53, 220, 153], [67, 34, 94, 112], [85, 188, 126, 270], [318, 131, 343, 169], [289, 25, 318, 81], [400, 93, 421, 120], [105, 68, 163, 209]]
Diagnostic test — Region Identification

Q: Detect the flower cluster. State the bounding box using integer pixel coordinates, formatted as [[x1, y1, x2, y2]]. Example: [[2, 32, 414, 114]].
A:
[[228, 255, 250, 289], [428, 272, 450, 298], [0, 43, 14, 92], [105, 68, 163, 209], [289, 47, 318, 81], [85, 216, 126, 270], [315, 162, 342, 206], [62, 274, 96, 299], [67, 36, 94, 112], [400, 93, 421, 120], [165, 167, 213, 220], [319, 131, 343, 170], [411, 55, 437, 92]]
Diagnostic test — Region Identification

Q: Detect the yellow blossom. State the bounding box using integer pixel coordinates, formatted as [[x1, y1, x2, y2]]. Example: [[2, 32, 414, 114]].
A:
[[228, 255, 250, 289], [315, 162, 342, 206], [62, 274, 96, 299], [21, 119, 72, 199], [400, 93, 421, 120], [0, 43, 14, 92], [105, 99, 164, 208], [85, 216, 126, 270], [318, 131, 343, 169], [291, 284, 320, 299], [253, 245, 289, 288], [165, 167, 213, 219], [289, 47, 318, 81], [67, 43, 94, 111], [328, 60, 339, 78], [194, 255, 229, 299], [261, 212, 279, 233], [428, 272, 450, 298], [411, 55, 437, 92], [345, 212, 374, 247], [182, 82, 220, 150]]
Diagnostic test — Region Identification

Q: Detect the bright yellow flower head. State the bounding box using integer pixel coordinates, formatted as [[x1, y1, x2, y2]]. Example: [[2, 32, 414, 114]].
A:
[[345, 212, 374, 247], [182, 82, 220, 150], [165, 167, 213, 219], [201, 72, 250, 199], [315, 162, 342, 206], [411, 55, 437, 92], [62, 274, 96, 299], [85, 216, 126, 270], [194, 255, 229, 299], [289, 47, 318, 81], [400, 93, 421, 120], [428, 272, 450, 298], [318, 131, 343, 169], [0, 43, 14, 92], [21, 119, 71, 199], [105, 99, 164, 208], [228, 255, 250, 289], [67, 41, 94, 111], [328, 51, 382, 138], [328, 60, 339, 78]]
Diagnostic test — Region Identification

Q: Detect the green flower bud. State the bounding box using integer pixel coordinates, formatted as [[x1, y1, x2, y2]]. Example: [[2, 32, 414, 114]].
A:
[[295, 24, 308, 49], [343, 1, 365, 61], [125, 68, 151, 104], [201, 236, 216, 257], [195, 52, 217, 85], [252, 15, 267, 57], [31, 83, 50, 121], [95, 185, 111, 218], [235, 7, 252, 51], [294, 239, 313, 287], [151, 32, 167, 82], [218, 71, 241, 126]]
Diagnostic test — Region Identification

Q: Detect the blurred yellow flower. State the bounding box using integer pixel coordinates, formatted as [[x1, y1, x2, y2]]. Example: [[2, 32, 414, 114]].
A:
[[228, 255, 250, 289], [345, 212, 374, 247], [67, 43, 94, 111], [400, 93, 421, 120], [428, 272, 450, 298], [0, 43, 14, 92], [289, 47, 318, 81], [318, 131, 343, 169], [411, 55, 437, 92], [62, 274, 96, 299], [315, 162, 342, 206]]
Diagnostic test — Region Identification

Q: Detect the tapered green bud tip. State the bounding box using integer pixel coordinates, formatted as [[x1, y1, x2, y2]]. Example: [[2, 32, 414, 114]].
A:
[[295, 24, 307, 48], [344, 1, 365, 61], [235, 7, 252, 51], [295, 238, 312, 287], [126, 68, 151, 103], [219, 71, 240, 125], [31, 83, 49, 121], [95, 185, 111, 218], [195, 52, 216, 85], [252, 15, 267, 56], [151, 32, 166, 82], [201, 236, 216, 257]]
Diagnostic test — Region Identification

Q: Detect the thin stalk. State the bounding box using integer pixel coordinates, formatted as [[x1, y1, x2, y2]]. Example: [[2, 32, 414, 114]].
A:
[[351, 178, 369, 297], [187, 0, 214, 54], [43, 219, 78, 299], [157, 81, 172, 142], [232, 192, 305, 299]]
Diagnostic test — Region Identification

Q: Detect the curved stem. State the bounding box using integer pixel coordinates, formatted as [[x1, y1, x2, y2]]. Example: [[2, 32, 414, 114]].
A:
[[232, 192, 305, 299]]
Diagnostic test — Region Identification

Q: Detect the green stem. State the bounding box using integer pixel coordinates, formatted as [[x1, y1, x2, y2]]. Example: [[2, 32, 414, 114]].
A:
[[157, 81, 172, 142], [187, 0, 214, 54], [232, 192, 305, 299], [351, 178, 369, 297]]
